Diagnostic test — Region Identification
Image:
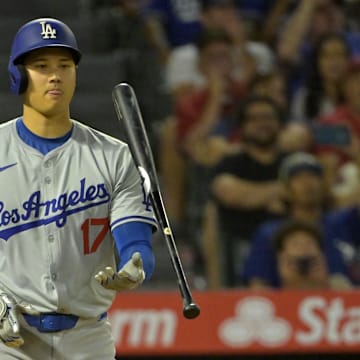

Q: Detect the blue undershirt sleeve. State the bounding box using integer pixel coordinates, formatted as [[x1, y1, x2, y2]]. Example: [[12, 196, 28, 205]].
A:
[[112, 222, 155, 280]]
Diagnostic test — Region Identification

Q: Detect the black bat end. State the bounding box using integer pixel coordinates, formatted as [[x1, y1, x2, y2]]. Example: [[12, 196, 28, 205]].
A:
[[183, 302, 200, 319]]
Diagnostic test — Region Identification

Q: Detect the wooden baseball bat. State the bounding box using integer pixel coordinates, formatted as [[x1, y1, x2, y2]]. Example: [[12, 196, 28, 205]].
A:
[[112, 83, 200, 319]]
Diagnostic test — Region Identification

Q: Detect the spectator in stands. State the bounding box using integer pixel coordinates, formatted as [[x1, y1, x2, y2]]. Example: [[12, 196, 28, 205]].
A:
[[315, 61, 360, 207], [274, 220, 332, 289], [142, 0, 202, 63], [235, 0, 293, 45], [323, 206, 360, 285], [242, 152, 351, 289], [277, 0, 360, 99], [165, 0, 274, 98], [290, 33, 351, 123], [159, 27, 244, 226], [175, 28, 245, 166], [277, 122, 313, 154], [204, 96, 286, 287], [247, 70, 314, 154], [248, 69, 288, 115], [257, 0, 297, 45]]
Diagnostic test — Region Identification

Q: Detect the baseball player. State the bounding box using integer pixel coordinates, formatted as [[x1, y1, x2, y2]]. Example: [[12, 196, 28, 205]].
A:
[[0, 17, 157, 359]]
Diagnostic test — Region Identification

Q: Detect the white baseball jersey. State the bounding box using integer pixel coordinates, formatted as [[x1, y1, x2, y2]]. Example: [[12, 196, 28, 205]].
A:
[[0, 118, 157, 318]]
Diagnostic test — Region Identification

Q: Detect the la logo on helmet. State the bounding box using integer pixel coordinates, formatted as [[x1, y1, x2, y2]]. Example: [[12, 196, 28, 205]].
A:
[[40, 21, 57, 39]]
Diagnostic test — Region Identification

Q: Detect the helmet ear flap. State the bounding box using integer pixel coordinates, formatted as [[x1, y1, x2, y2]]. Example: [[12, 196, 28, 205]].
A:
[[9, 63, 28, 95]]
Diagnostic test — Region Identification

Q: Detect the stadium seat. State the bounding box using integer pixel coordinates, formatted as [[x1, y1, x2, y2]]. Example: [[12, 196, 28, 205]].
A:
[[33, 0, 82, 18], [70, 92, 124, 139], [76, 52, 127, 93], [0, 94, 22, 123], [0, 17, 30, 56], [0, 2, 42, 18], [0, 56, 10, 93]]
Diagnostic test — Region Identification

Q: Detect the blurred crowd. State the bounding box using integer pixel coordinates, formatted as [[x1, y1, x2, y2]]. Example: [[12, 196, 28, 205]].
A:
[[4, 0, 360, 292], [86, 0, 360, 292]]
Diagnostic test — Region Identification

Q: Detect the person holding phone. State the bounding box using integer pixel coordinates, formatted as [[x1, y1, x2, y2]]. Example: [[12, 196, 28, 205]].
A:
[[317, 62, 360, 157], [316, 61, 360, 207], [273, 220, 330, 290]]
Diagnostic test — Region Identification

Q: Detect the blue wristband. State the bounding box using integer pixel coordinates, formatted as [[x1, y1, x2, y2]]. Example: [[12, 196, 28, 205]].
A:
[[112, 222, 155, 279]]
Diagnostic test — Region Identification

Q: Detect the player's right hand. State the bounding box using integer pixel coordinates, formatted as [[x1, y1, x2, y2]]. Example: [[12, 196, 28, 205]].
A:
[[94, 252, 145, 291], [0, 293, 38, 348]]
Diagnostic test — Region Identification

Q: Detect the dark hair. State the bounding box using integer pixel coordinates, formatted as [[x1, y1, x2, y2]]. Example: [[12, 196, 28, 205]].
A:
[[304, 33, 350, 119], [200, 0, 234, 11], [273, 220, 324, 253], [195, 27, 232, 51], [236, 95, 284, 126], [248, 71, 283, 92]]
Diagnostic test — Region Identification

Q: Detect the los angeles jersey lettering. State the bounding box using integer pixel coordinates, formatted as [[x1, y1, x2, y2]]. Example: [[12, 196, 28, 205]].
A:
[[0, 119, 157, 317], [0, 178, 110, 240]]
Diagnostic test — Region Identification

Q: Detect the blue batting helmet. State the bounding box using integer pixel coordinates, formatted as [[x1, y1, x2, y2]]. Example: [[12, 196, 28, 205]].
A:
[[8, 18, 82, 95]]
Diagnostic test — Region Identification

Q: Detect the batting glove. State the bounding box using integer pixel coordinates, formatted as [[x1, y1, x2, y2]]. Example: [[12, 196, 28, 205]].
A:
[[95, 252, 145, 291], [0, 293, 38, 348]]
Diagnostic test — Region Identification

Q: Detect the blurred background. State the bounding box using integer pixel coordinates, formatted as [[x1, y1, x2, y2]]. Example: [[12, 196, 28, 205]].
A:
[[2, 0, 360, 359]]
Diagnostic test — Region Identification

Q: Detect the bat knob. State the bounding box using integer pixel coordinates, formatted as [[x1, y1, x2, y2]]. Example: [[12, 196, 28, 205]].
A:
[[183, 302, 200, 319]]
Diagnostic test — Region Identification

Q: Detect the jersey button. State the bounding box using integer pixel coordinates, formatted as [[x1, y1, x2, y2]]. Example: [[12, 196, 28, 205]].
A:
[[48, 234, 54, 242], [51, 273, 57, 281], [44, 160, 52, 168], [45, 176, 52, 184], [46, 282, 55, 291]]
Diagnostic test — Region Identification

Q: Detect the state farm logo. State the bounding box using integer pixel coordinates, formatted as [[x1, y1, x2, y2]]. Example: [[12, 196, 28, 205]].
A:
[[110, 309, 177, 347], [219, 296, 291, 347], [219, 295, 360, 348], [296, 296, 360, 345]]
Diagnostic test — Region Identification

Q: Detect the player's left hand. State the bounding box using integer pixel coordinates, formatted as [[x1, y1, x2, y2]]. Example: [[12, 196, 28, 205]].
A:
[[94, 252, 145, 291]]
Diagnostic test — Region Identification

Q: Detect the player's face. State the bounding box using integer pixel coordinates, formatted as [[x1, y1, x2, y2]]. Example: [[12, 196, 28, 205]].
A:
[[23, 47, 76, 117]]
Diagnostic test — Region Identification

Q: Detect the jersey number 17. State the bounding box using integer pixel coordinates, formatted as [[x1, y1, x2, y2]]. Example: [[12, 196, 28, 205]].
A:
[[81, 218, 109, 255]]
